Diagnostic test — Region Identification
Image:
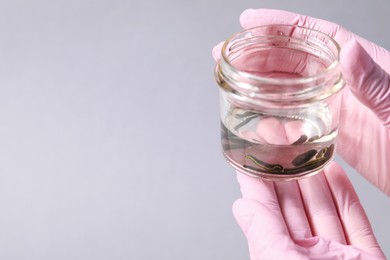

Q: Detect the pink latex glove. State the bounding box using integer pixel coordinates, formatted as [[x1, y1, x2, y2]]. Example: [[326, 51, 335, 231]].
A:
[[234, 162, 385, 259], [212, 9, 390, 259], [213, 9, 390, 195]]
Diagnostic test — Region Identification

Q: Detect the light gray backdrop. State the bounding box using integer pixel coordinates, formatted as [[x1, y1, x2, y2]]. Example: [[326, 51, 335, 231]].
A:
[[0, 0, 389, 259]]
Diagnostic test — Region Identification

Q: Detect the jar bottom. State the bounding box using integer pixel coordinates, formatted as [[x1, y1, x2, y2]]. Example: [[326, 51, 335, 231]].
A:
[[223, 151, 333, 181], [221, 121, 336, 181]]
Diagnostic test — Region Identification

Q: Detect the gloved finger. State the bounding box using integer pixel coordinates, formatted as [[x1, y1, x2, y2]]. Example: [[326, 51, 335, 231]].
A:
[[212, 41, 224, 61], [296, 236, 385, 259], [284, 119, 316, 145], [236, 172, 277, 203], [274, 180, 313, 241], [240, 9, 298, 30], [235, 173, 291, 258], [256, 117, 289, 145], [239, 9, 352, 46], [239, 8, 390, 69], [229, 40, 310, 75], [324, 162, 385, 258], [217, 32, 312, 78], [233, 198, 384, 259], [336, 88, 390, 195], [340, 39, 390, 129], [238, 111, 299, 146], [257, 111, 328, 149], [298, 171, 347, 244], [233, 198, 304, 259]]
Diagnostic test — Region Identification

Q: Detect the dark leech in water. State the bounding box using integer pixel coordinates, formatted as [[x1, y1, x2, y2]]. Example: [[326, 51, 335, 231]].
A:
[[291, 149, 317, 167], [221, 123, 255, 150], [244, 155, 328, 175], [244, 144, 335, 175], [234, 111, 259, 119], [292, 135, 308, 145], [245, 155, 284, 172], [316, 147, 327, 159], [233, 114, 259, 131], [324, 144, 334, 158], [288, 158, 327, 174]]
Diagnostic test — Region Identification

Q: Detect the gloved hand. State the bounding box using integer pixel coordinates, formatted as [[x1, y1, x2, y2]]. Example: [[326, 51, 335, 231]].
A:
[[212, 8, 390, 259], [213, 9, 390, 195], [234, 162, 385, 259]]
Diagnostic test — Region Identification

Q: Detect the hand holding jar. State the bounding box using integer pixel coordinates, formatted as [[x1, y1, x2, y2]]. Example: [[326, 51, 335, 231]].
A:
[[213, 9, 390, 259]]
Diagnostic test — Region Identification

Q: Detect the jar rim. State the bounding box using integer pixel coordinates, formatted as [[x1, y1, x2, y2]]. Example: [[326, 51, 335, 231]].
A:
[[220, 24, 341, 85]]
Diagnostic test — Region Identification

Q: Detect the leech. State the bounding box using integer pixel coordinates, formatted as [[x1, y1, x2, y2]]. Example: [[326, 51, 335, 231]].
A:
[[308, 135, 320, 142], [324, 144, 334, 158], [234, 111, 259, 119], [291, 149, 317, 167], [292, 135, 308, 145], [316, 147, 327, 159], [233, 114, 259, 131], [245, 155, 284, 172]]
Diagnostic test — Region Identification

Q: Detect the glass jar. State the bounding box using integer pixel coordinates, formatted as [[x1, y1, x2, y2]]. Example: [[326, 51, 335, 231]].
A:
[[215, 25, 345, 181]]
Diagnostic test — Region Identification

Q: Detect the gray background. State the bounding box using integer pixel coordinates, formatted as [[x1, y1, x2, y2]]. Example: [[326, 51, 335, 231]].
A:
[[0, 0, 389, 259]]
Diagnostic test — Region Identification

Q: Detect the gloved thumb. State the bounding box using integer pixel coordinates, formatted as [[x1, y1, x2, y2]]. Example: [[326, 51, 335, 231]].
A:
[[340, 39, 390, 128]]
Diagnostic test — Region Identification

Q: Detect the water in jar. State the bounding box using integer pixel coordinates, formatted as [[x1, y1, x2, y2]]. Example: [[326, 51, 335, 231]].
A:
[[220, 104, 337, 179]]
